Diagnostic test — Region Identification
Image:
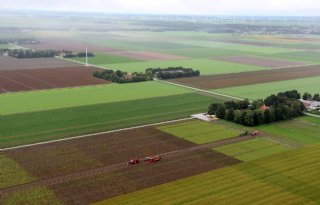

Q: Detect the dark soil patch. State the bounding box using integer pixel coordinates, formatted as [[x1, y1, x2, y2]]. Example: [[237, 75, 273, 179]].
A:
[[171, 64, 320, 89], [4, 127, 241, 204], [0, 56, 79, 70], [0, 66, 109, 93]]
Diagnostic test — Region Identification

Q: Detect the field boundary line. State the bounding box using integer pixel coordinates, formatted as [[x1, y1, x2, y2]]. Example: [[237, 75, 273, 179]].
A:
[[304, 112, 320, 118], [0, 117, 194, 151], [55, 56, 110, 70], [156, 79, 244, 101]]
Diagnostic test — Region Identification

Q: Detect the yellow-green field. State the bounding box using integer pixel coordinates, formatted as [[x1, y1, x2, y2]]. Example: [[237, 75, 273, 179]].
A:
[[95, 144, 320, 205]]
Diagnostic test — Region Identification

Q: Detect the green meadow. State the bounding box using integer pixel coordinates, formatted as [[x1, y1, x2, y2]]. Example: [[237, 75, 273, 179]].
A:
[[104, 58, 266, 75], [158, 120, 240, 144], [1, 93, 222, 148], [0, 81, 191, 115], [213, 76, 320, 100], [96, 144, 320, 205]]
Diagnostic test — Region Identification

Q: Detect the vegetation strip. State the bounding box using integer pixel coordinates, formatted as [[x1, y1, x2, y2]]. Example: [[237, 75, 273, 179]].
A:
[[1, 134, 255, 194], [157, 79, 243, 100], [0, 117, 193, 151]]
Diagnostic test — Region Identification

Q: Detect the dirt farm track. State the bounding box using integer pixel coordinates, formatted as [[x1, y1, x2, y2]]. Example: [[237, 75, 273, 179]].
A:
[[0, 66, 110, 93], [171, 64, 320, 89], [2, 126, 243, 205]]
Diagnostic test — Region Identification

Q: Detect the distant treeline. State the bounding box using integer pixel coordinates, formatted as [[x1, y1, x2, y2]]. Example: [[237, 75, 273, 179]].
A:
[[208, 90, 304, 127], [93, 70, 153, 84], [93, 66, 199, 84], [134, 20, 320, 35], [0, 38, 40, 45], [63, 52, 95, 58], [0, 48, 95, 59], [146, 67, 200, 79], [5, 49, 57, 58]]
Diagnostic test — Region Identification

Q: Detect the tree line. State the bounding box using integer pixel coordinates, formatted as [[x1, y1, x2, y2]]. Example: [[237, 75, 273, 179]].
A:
[[208, 90, 305, 127], [303, 92, 320, 101], [93, 69, 153, 84], [0, 38, 40, 45], [146, 67, 200, 79], [6, 49, 57, 58], [63, 52, 95, 58]]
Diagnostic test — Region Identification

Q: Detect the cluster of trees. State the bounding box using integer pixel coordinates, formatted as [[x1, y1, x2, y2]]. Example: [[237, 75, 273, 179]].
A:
[[63, 51, 95, 58], [93, 69, 153, 84], [146, 67, 200, 79], [208, 90, 305, 127], [0, 38, 40, 44], [303, 92, 320, 101], [6, 49, 57, 58]]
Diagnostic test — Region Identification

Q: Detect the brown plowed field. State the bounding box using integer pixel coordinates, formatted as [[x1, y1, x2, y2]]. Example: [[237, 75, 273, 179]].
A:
[[214, 55, 306, 68], [170, 64, 320, 89], [22, 37, 121, 52], [0, 56, 80, 70], [106, 51, 189, 61], [0, 66, 110, 93], [3, 126, 242, 204]]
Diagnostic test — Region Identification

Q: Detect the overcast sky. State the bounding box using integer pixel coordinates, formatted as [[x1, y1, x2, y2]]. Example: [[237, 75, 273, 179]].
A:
[[1, 0, 320, 16]]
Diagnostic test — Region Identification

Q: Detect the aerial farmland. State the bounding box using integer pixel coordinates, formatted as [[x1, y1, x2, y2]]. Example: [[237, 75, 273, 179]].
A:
[[1, 2, 320, 205]]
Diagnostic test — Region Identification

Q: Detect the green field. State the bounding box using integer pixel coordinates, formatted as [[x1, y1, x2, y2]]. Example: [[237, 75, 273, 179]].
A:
[[104, 58, 266, 75], [158, 120, 240, 144], [0, 81, 192, 115], [161, 47, 260, 58], [2, 187, 63, 205], [71, 53, 143, 65], [96, 144, 320, 205], [213, 76, 320, 100], [1, 93, 222, 148], [0, 43, 10, 49], [268, 51, 320, 63], [0, 155, 34, 189], [258, 117, 320, 145], [214, 138, 292, 161]]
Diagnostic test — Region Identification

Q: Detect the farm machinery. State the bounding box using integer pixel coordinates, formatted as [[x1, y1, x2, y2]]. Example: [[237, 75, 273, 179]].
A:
[[144, 155, 161, 163], [127, 158, 140, 166], [127, 155, 161, 166], [239, 130, 260, 137], [250, 131, 259, 136]]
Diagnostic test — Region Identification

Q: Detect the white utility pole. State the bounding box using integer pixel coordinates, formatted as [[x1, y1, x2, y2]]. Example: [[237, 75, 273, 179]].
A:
[[85, 44, 89, 67]]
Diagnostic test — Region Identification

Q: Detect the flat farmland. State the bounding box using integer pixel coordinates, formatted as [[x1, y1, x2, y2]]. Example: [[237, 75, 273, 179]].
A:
[[162, 47, 261, 58], [1, 127, 240, 204], [171, 64, 320, 90], [268, 51, 320, 63], [258, 117, 320, 145], [71, 53, 144, 65], [105, 58, 266, 75], [104, 51, 189, 61], [0, 66, 109, 93], [158, 120, 241, 144], [214, 55, 306, 68], [214, 138, 292, 162], [1, 93, 223, 148], [213, 75, 320, 100], [0, 81, 192, 115], [97, 144, 320, 205], [0, 56, 79, 70], [22, 37, 121, 52]]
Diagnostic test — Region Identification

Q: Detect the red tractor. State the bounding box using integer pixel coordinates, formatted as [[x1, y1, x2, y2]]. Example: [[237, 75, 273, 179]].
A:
[[251, 131, 260, 136], [127, 158, 140, 166], [144, 155, 161, 164]]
